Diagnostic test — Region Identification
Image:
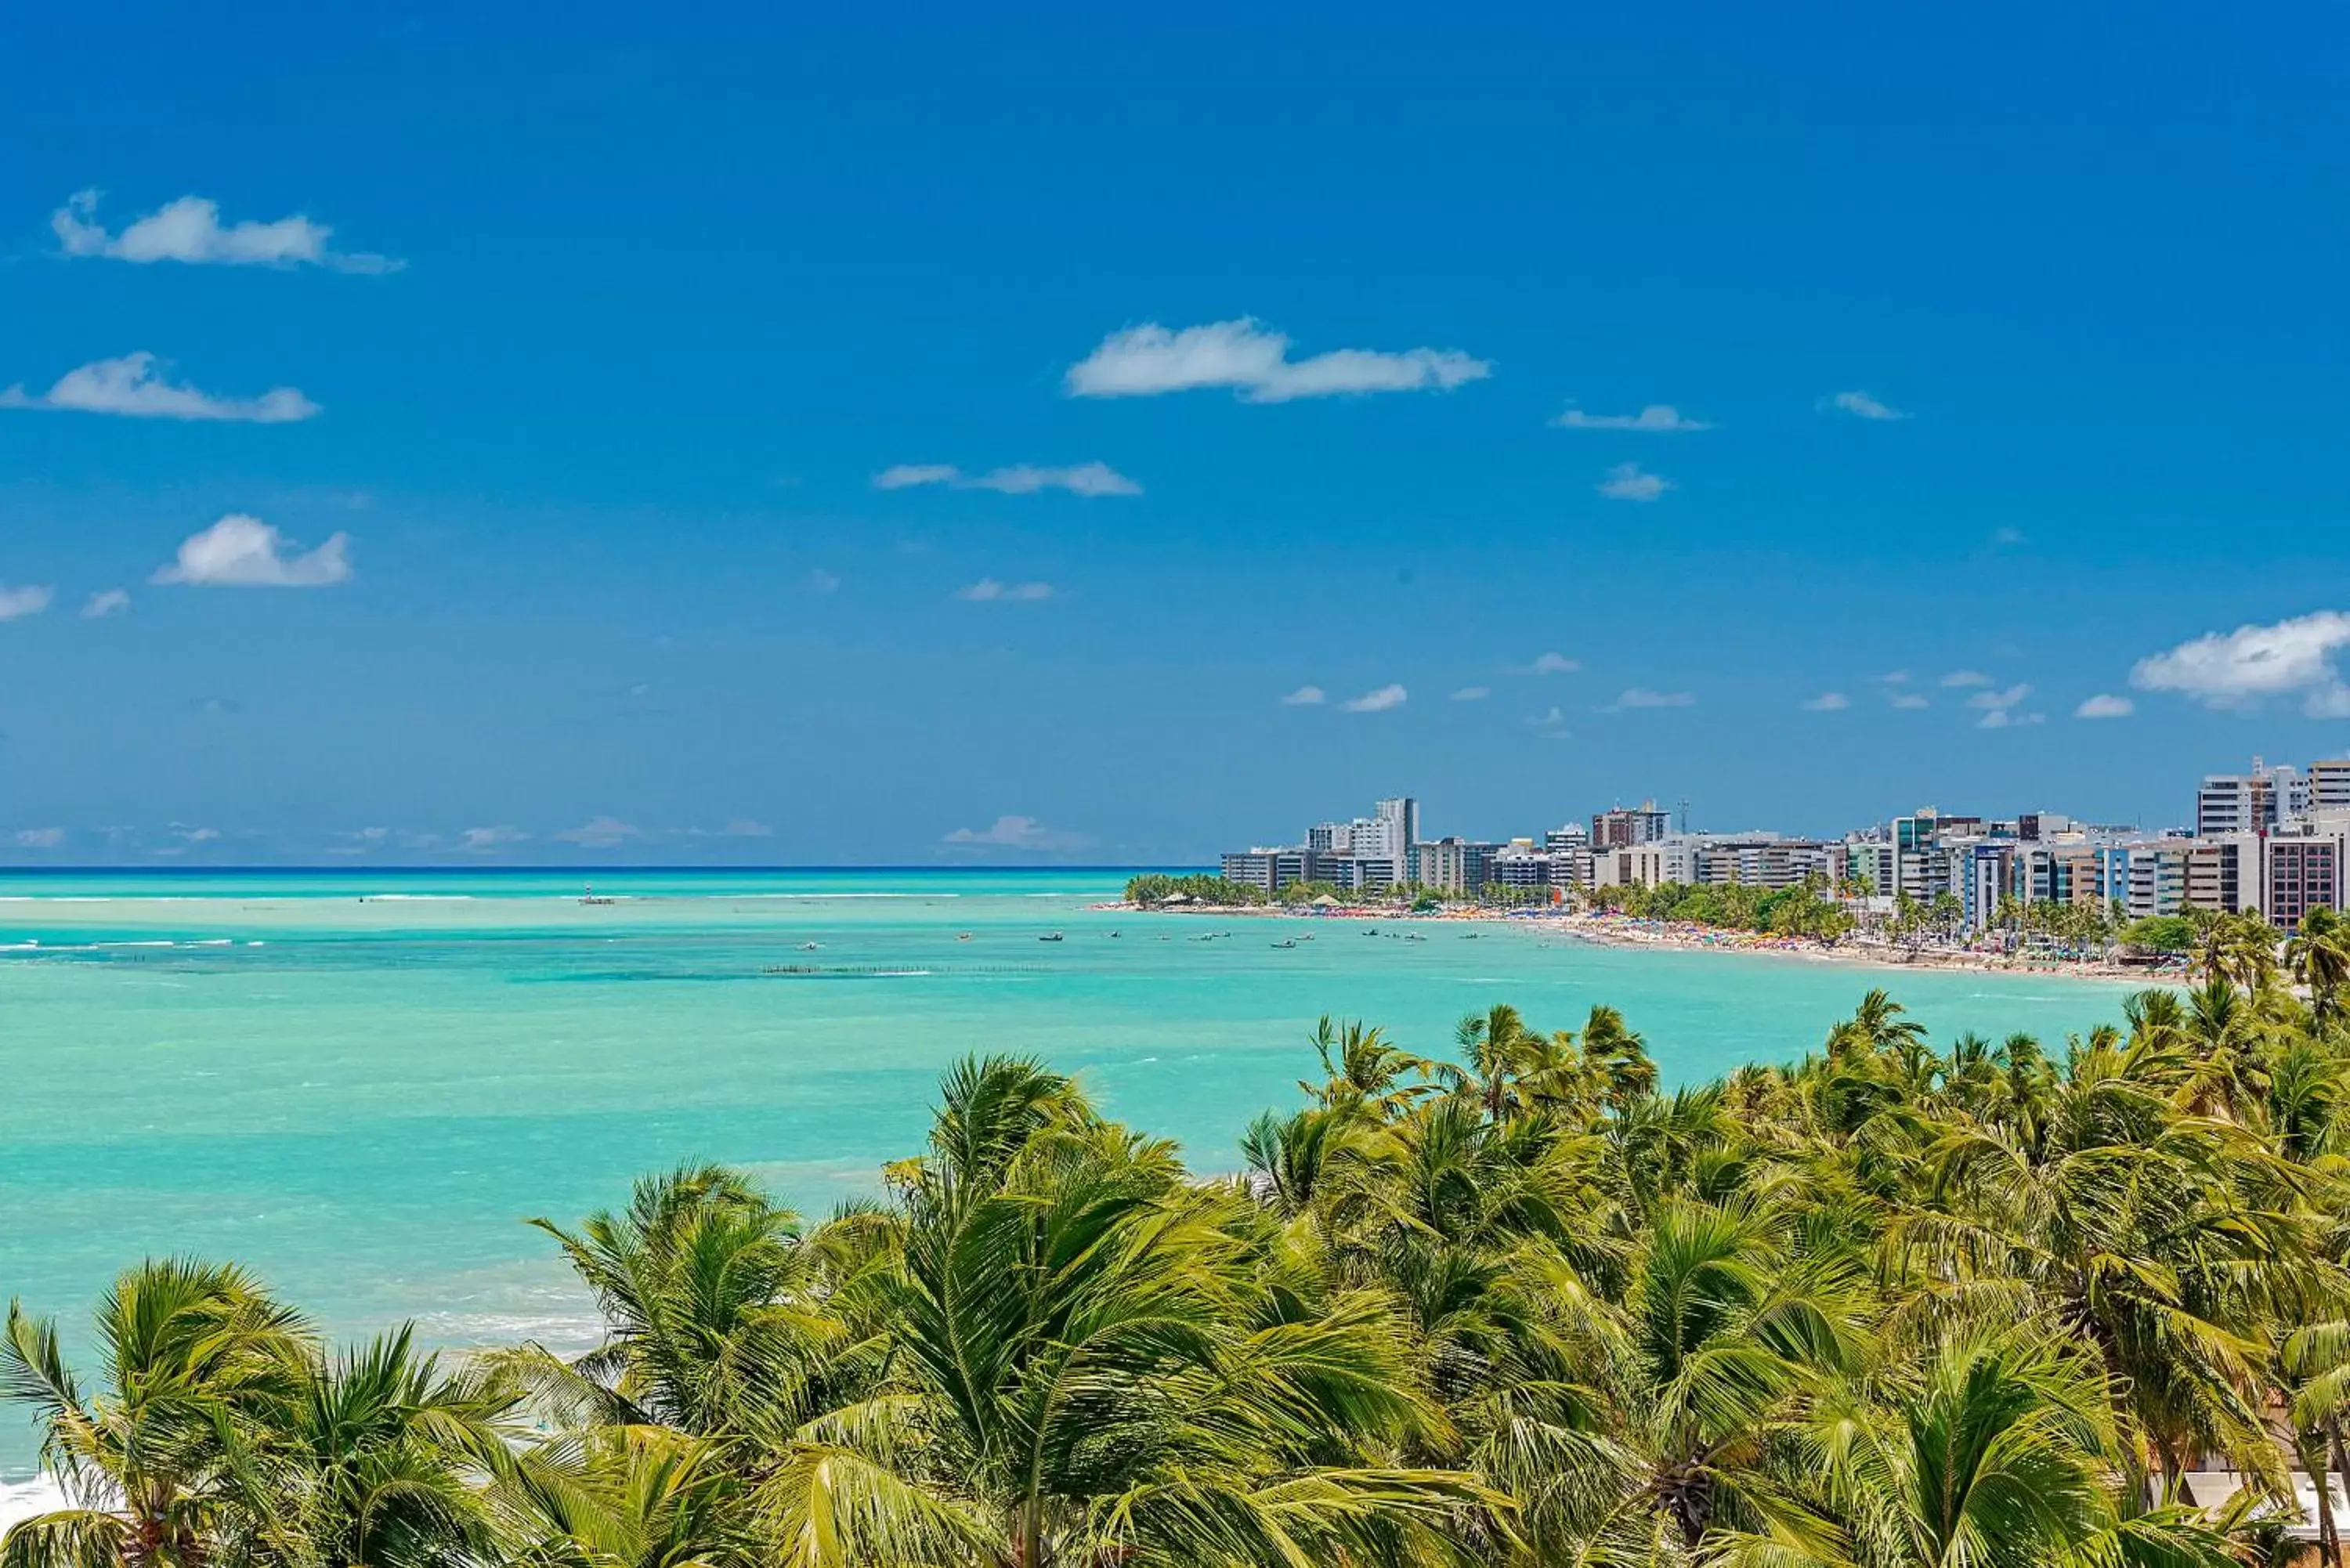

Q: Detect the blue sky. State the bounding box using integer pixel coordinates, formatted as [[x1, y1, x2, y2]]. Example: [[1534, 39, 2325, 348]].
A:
[[5, 2, 2348, 864]]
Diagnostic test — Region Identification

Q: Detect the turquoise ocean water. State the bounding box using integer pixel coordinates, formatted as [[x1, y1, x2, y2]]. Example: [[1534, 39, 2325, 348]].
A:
[[0, 868, 2154, 1471]]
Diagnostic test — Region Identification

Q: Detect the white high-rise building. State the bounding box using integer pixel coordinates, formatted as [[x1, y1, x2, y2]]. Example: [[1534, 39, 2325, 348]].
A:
[[1373, 797, 1420, 860]]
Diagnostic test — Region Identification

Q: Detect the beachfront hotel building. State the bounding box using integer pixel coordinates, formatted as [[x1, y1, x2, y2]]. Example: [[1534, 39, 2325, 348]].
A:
[[1214, 757, 2350, 928]]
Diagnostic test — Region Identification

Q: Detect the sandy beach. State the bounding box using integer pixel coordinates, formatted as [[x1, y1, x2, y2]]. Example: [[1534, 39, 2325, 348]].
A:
[[1109, 900, 2183, 985]]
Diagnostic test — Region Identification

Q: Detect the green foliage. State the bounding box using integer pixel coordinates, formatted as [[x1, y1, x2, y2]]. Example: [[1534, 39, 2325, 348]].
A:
[[1123, 873, 1268, 907], [1592, 879, 1854, 941], [2123, 912, 2199, 953], [20, 957, 2350, 1567]]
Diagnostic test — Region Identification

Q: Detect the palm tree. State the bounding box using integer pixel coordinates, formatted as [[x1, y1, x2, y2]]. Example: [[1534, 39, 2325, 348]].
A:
[[1300, 1016, 1429, 1121], [1719, 1320, 2235, 1566], [253, 1325, 525, 1568], [516, 1164, 845, 1443], [1598, 1199, 1866, 1552], [1, 1259, 313, 1568], [753, 1056, 1497, 1566], [2289, 906, 2350, 1023]]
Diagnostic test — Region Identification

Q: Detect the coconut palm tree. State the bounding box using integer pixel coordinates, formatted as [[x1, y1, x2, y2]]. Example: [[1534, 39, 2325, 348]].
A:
[[1, 1259, 313, 1568], [751, 1055, 1499, 1566], [2289, 906, 2350, 1024], [248, 1325, 525, 1568], [1718, 1319, 2236, 1567]]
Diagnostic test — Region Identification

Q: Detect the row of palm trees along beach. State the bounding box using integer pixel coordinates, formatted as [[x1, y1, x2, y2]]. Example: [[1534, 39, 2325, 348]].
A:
[[1124, 870, 2348, 978], [10, 926, 2350, 1565]]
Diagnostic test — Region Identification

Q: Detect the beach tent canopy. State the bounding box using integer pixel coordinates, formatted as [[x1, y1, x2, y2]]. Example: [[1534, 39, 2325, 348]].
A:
[[1311, 893, 1342, 907], [1159, 891, 1191, 904]]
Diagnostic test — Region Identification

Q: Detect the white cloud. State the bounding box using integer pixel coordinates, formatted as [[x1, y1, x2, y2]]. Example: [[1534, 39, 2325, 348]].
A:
[[1279, 685, 1327, 706], [1, 353, 318, 423], [1977, 709, 2047, 730], [1065, 318, 1489, 403], [1452, 685, 1491, 701], [718, 819, 774, 838], [1517, 652, 1580, 675], [0, 584, 54, 622], [1602, 687, 1695, 712], [1940, 670, 1993, 688], [82, 588, 130, 619], [873, 464, 960, 490], [1801, 692, 1849, 711], [457, 826, 527, 852], [1876, 670, 1911, 685], [1596, 462, 1671, 502], [1965, 683, 2031, 711], [176, 826, 221, 844], [942, 815, 1093, 851], [153, 515, 352, 587], [1340, 683, 1408, 713], [52, 190, 400, 273], [954, 578, 1054, 602], [1827, 390, 1907, 421], [1552, 403, 1711, 432], [1525, 705, 1567, 728], [805, 569, 842, 593], [1992, 526, 2026, 547], [2075, 694, 2135, 719], [555, 815, 641, 848], [875, 461, 1141, 497], [12, 828, 64, 849], [1891, 693, 1930, 710], [2130, 612, 2350, 717]]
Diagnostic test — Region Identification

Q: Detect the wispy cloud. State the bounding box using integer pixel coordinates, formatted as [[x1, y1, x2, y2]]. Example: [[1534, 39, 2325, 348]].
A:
[[1965, 683, 2031, 712], [457, 826, 527, 852], [1525, 705, 1570, 738], [2131, 611, 2350, 717], [1600, 687, 1694, 713], [82, 588, 130, 619], [555, 815, 641, 847], [1451, 685, 1491, 702], [1340, 683, 1408, 714], [1825, 390, 1907, 421], [1552, 403, 1711, 432], [52, 190, 400, 273], [2075, 694, 2135, 719], [1800, 692, 1849, 711], [1940, 670, 1993, 688], [942, 815, 1093, 851], [2, 352, 318, 423], [954, 578, 1054, 602], [1891, 693, 1930, 710], [1966, 684, 2041, 728], [804, 569, 841, 593], [0, 585, 54, 622], [874, 461, 1141, 497], [1514, 652, 1580, 675], [1279, 685, 1327, 706], [1065, 318, 1489, 403], [1596, 463, 1671, 502], [12, 828, 65, 849], [718, 819, 774, 838], [1992, 526, 2026, 547], [154, 515, 352, 587]]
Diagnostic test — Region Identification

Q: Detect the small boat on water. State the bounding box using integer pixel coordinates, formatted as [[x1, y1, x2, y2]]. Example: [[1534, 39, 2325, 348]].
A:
[[1271, 938, 1297, 948], [801, 941, 821, 951], [957, 932, 973, 941], [580, 883, 616, 905], [1039, 932, 1065, 943]]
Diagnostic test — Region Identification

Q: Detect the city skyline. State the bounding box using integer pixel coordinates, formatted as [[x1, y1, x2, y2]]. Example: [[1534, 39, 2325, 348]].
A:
[[9, 5, 2350, 863]]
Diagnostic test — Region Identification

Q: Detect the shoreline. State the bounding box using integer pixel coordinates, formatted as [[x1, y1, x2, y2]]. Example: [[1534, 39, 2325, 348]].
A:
[[1104, 901, 2182, 985]]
